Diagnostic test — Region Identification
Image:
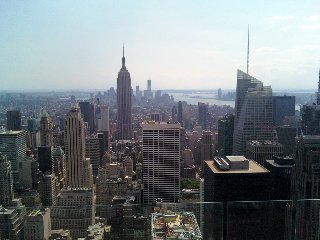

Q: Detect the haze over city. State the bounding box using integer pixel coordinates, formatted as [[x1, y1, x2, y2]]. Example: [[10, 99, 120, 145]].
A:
[[1, 0, 320, 91]]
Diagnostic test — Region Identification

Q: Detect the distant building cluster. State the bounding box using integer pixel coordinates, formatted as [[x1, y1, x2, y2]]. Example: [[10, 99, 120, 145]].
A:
[[0, 48, 319, 240]]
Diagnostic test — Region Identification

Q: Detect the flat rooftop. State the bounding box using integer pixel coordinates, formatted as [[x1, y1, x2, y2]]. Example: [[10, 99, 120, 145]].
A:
[[205, 159, 269, 174], [151, 211, 202, 240]]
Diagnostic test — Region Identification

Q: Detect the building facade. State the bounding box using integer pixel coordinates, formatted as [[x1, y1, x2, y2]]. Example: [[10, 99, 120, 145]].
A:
[[142, 122, 180, 205]]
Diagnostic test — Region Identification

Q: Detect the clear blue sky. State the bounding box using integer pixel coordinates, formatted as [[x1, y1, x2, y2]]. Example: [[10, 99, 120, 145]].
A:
[[1, 0, 320, 91]]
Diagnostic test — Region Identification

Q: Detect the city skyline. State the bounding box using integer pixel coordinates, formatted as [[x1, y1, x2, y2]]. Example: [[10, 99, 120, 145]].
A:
[[1, 0, 320, 91]]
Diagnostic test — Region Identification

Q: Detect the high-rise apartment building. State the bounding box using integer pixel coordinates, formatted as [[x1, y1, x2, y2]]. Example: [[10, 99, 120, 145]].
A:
[[116, 46, 132, 140], [233, 70, 274, 155], [0, 130, 27, 188], [64, 107, 93, 188], [142, 122, 180, 205], [6, 110, 21, 131]]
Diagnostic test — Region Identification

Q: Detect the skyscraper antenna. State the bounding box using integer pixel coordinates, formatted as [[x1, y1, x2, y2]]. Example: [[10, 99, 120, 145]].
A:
[[123, 43, 124, 58], [247, 25, 250, 74], [317, 67, 320, 105]]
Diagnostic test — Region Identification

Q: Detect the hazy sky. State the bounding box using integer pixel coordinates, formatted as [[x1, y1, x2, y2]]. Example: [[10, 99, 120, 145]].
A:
[[1, 0, 320, 91]]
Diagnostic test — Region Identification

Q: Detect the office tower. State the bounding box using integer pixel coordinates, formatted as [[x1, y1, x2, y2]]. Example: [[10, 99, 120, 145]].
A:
[[64, 107, 93, 188], [233, 70, 273, 155], [27, 118, 37, 133], [246, 140, 283, 167], [51, 189, 95, 239], [96, 105, 110, 151], [147, 79, 151, 92], [204, 156, 271, 202], [6, 110, 21, 131], [38, 146, 54, 174], [292, 135, 320, 239], [181, 149, 193, 166], [218, 114, 234, 156], [265, 156, 294, 200], [85, 134, 100, 177], [116, 46, 132, 140], [0, 154, 27, 239], [71, 95, 76, 103], [198, 102, 208, 129], [79, 101, 96, 133], [217, 88, 222, 100], [200, 131, 213, 168], [171, 106, 177, 122], [155, 90, 162, 101], [301, 104, 320, 135], [40, 112, 53, 147], [97, 132, 108, 162], [19, 151, 35, 189], [24, 208, 51, 240], [0, 152, 14, 206], [178, 101, 183, 124], [142, 122, 180, 205], [51, 107, 94, 239], [276, 126, 297, 155], [39, 173, 58, 207], [96, 105, 109, 132], [273, 96, 295, 126], [0, 130, 27, 188], [0, 205, 26, 240], [52, 147, 66, 189], [150, 113, 161, 121]]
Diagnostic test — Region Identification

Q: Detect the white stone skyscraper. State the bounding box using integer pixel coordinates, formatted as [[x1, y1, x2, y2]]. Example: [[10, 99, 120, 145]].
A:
[[116, 45, 132, 140], [233, 70, 274, 155], [142, 121, 180, 205], [64, 106, 93, 188]]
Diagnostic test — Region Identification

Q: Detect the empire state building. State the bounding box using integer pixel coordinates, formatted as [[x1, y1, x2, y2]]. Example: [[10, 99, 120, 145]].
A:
[[116, 46, 132, 140]]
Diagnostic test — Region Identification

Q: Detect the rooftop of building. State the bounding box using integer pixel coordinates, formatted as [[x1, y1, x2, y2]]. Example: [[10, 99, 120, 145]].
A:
[[142, 121, 181, 129], [300, 135, 320, 143], [205, 157, 269, 174], [0, 130, 24, 135], [247, 140, 282, 146], [151, 211, 202, 240]]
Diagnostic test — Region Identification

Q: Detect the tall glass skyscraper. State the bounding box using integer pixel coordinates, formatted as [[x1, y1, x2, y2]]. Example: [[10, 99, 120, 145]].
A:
[[233, 70, 274, 155]]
